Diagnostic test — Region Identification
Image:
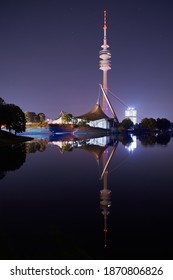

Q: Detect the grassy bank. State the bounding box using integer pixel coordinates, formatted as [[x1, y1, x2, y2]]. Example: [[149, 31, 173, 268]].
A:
[[0, 130, 34, 147]]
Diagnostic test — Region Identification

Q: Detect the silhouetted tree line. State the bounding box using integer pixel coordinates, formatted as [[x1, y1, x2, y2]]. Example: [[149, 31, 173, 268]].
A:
[[118, 117, 171, 132], [25, 112, 45, 123], [0, 97, 26, 134], [139, 117, 170, 131]]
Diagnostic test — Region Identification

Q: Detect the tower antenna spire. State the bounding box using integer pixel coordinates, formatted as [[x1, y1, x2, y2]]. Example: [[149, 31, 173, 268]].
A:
[[103, 10, 107, 45], [104, 10, 107, 29]]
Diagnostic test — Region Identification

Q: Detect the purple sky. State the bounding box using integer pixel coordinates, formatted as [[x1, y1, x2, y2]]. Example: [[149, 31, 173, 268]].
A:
[[1, 0, 173, 121]]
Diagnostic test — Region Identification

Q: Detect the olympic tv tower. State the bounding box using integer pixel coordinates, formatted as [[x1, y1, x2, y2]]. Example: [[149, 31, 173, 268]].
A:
[[99, 10, 111, 114]]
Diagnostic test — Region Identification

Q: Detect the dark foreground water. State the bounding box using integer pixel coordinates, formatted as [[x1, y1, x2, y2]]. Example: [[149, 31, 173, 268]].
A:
[[0, 128, 173, 260]]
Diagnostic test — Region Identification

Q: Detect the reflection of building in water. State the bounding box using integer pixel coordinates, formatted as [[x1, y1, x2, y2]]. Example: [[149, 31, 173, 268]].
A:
[[51, 140, 74, 153], [76, 136, 118, 248], [125, 135, 137, 152], [100, 150, 112, 248], [99, 140, 119, 248], [49, 134, 119, 248], [86, 136, 108, 147], [125, 108, 137, 124], [50, 133, 112, 153]]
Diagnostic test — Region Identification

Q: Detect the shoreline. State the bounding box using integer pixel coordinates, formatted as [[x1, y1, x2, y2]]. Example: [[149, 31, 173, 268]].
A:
[[0, 130, 34, 147]]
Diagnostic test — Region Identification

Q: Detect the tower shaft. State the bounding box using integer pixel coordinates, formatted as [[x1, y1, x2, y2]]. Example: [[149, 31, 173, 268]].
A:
[[103, 71, 108, 112]]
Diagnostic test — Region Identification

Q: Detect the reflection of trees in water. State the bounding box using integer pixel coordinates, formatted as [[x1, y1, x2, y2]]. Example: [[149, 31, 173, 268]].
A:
[[25, 140, 48, 153], [137, 133, 171, 146], [156, 133, 171, 145], [117, 133, 133, 146], [138, 134, 157, 146], [117, 132, 171, 148], [0, 144, 26, 180], [0, 140, 48, 180]]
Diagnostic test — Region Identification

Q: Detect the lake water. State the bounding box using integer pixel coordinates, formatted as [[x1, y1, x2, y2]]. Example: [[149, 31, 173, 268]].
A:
[[0, 128, 173, 260]]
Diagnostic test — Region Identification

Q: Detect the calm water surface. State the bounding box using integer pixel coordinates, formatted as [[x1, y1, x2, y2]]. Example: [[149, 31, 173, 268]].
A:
[[0, 128, 173, 260]]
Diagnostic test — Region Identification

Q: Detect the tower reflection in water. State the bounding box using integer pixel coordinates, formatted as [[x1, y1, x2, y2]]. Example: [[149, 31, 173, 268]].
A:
[[100, 139, 118, 248], [49, 134, 124, 249]]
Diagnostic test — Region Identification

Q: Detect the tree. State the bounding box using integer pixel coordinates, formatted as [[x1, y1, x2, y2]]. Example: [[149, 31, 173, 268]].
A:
[[0, 105, 6, 130], [33, 114, 40, 123], [0, 97, 6, 129], [25, 112, 38, 122], [156, 118, 170, 131], [0, 97, 26, 133], [5, 104, 26, 134], [140, 118, 157, 130], [38, 112, 45, 123], [62, 113, 73, 124], [118, 118, 134, 130]]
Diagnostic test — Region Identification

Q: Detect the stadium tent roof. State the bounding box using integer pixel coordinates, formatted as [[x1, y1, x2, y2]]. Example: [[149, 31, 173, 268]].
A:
[[75, 102, 111, 121]]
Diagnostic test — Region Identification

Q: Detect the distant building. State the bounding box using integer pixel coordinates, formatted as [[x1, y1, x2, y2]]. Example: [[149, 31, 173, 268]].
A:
[[125, 108, 137, 124]]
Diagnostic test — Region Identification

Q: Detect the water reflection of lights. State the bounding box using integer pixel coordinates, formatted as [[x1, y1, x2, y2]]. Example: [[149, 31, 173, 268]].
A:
[[125, 135, 137, 152], [88, 136, 108, 147], [50, 136, 110, 151]]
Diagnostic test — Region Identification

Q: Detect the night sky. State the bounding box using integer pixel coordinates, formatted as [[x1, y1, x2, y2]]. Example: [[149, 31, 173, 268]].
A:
[[1, 0, 173, 121]]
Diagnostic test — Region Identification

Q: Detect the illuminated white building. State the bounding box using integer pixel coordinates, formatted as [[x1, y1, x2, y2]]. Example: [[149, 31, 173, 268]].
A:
[[125, 107, 137, 124], [75, 99, 111, 129]]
